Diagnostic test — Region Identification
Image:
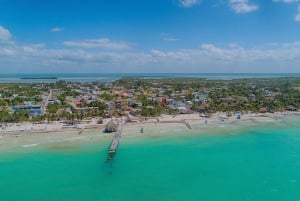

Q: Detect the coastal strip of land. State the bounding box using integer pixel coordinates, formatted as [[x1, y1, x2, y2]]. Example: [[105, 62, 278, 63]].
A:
[[1, 111, 299, 136]]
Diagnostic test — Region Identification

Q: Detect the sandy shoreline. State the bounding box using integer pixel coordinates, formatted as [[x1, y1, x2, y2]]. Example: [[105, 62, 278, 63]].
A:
[[0, 111, 299, 151], [2, 111, 300, 134], [0, 118, 106, 135], [1, 111, 299, 136]]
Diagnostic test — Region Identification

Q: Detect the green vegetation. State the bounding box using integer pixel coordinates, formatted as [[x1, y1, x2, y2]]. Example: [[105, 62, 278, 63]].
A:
[[0, 77, 299, 123], [118, 77, 300, 114]]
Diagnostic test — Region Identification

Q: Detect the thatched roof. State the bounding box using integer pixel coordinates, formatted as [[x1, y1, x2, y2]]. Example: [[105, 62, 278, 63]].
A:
[[259, 107, 268, 113], [104, 120, 118, 133], [97, 118, 103, 124]]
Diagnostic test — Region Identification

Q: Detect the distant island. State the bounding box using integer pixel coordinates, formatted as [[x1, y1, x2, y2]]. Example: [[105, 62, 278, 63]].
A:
[[20, 77, 58, 80]]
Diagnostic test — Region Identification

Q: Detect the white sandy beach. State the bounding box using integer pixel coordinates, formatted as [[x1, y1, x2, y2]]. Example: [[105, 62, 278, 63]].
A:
[[1, 111, 299, 136], [122, 111, 300, 138], [0, 111, 299, 151]]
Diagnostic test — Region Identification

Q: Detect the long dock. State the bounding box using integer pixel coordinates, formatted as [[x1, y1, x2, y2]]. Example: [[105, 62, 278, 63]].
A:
[[184, 120, 192, 129], [78, 127, 85, 134], [107, 122, 124, 160]]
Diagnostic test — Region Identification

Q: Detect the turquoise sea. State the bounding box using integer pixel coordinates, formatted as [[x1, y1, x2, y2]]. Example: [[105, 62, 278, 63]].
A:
[[0, 73, 300, 83], [0, 118, 300, 201]]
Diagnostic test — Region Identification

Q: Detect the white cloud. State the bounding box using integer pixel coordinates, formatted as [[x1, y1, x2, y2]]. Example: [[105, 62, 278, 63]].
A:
[[295, 6, 300, 21], [50, 27, 64, 32], [180, 0, 201, 8], [0, 25, 12, 41], [0, 47, 15, 56], [63, 38, 131, 50], [273, 1, 300, 22], [229, 0, 259, 13], [1, 40, 300, 73], [145, 43, 300, 72], [273, 0, 298, 3]]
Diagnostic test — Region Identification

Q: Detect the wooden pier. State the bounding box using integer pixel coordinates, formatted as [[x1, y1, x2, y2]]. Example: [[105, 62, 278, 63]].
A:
[[106, 119, 191, 161], [107, 122, 124, 160], [78, 127, 85, 134], [184, 120, 192, 129]]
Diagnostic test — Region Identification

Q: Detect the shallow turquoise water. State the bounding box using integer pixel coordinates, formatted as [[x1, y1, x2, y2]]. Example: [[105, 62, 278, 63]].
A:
[[1, 122, 300, 201]]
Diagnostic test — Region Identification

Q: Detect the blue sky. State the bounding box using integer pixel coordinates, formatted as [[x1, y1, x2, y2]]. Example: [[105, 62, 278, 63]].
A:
[[1, 0, 300, 73]]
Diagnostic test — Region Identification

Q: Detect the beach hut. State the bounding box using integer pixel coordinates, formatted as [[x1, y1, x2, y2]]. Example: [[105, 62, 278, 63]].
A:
[[97, 117, 103, 124], [259, 107, 268, 113], [104, 120, 118, 133]]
